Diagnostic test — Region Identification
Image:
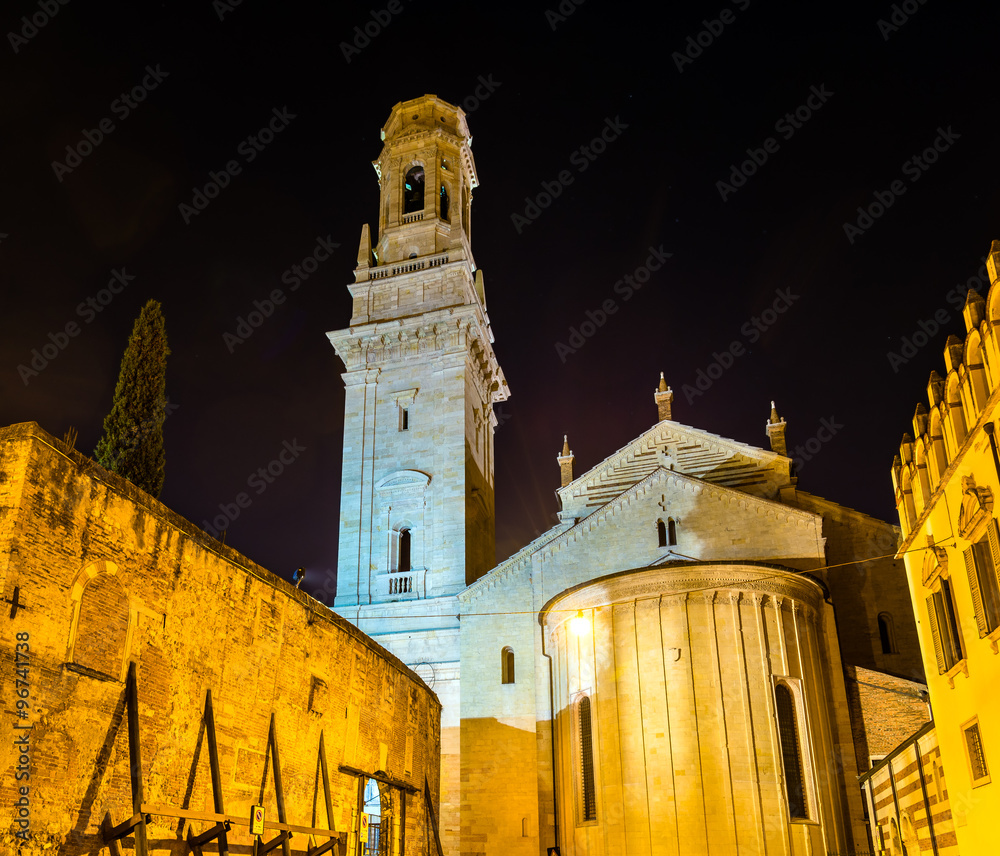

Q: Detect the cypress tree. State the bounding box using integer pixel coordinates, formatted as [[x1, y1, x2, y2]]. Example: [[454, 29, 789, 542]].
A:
[[94, 299, 170, 498]]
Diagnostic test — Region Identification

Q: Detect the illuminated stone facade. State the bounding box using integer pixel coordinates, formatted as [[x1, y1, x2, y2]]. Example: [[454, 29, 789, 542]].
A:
[[331, 95, 925, 855], [886, 241, 1000, 854], [0, 422, 441, 856]]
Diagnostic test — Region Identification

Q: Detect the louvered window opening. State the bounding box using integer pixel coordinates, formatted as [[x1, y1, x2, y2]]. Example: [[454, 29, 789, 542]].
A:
[[579, 697, 597, 821], [775, 684, 807, 820], [927, 578, 964, 673], [965, 523, 1000, 636]]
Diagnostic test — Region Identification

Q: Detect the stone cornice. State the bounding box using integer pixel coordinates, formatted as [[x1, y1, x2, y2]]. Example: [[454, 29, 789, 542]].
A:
[[328, 306, 509, 405], [538, 562, 826, 633]]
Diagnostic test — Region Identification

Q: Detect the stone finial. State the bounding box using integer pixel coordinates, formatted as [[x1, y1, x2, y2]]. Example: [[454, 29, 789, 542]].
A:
[[654, 372, 674, 422], [357, 223, 372, 270], [766, 400, 788, 457], [557, 435, 574, 487]]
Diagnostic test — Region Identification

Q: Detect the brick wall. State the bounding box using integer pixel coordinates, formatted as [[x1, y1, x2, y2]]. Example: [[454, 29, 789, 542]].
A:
[[0, 422, 441, 856]]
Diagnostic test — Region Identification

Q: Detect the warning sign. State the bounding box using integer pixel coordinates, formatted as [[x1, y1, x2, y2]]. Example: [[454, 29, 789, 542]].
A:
[[250, 805, 265, 837], [360, 813, 369, 837]]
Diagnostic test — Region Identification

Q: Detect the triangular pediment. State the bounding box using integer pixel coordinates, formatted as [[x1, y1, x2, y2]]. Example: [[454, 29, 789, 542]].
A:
[[557, 420, 791, 521]]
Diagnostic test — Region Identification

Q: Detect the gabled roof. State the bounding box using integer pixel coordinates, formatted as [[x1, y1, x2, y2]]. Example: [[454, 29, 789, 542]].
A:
[[462, 462, 818, 604], [556, 418, 790, 520]]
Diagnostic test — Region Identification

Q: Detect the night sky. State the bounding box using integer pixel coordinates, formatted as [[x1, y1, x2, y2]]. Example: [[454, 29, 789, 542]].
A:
[[3, 0, 998, 604]]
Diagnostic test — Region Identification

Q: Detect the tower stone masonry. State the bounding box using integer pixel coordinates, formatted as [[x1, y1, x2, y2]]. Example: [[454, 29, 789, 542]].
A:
[[329, 94, 508, 854]]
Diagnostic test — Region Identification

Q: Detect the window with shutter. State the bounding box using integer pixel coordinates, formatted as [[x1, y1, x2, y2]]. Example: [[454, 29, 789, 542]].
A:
[[926, 593, 947, 674], [928, 580, 964, 674]]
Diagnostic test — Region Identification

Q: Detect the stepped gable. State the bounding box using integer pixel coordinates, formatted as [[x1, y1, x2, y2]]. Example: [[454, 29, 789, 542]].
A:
[[557, 419, 790, 519]]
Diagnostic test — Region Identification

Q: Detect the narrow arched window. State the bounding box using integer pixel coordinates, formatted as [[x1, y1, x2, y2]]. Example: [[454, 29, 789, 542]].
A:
[[501, 647, 515, 684], [399, 528, 411, 573], [579, 696, 596, 821], [440, 184, 450, 221], [878, 613, 897, 654], [775, 683, 807, 819], [404, 166, 424, 214], [657, 519, 667, 547], [667, 517, 677, 546]]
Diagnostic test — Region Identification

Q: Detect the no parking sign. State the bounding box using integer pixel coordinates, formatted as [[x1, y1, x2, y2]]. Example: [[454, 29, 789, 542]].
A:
[[250, 805, 265, 837]]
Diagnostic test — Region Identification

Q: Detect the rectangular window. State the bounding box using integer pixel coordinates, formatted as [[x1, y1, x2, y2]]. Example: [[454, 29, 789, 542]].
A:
[[400, 408, 409, 431], [965, 523, 1000, 636], [579, 696, 596, 822], [963, 719, 990, 785], [927, 578, 964, 673]]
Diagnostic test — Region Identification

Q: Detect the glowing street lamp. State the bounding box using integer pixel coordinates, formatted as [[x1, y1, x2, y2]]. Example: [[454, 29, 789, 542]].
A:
[[570, 609, 591, 635]]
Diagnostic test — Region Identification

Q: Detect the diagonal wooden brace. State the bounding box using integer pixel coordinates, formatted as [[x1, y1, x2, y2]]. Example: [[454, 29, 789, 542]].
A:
[[306, 837, 338, 856], [187, 820, 231, 850], [103, 812, 152, 842], [258, 830, 292, 854]]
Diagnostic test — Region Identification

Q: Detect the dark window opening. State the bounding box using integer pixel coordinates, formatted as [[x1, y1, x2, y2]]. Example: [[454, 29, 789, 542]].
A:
[[579, 697, 596, 821], [965, 721, 989, 782], [878, 613, 896, 654], [440, 184, 450, 222], [399, 528, 411, 573], [657, 519, 667, 547], [401, 408, 409, 431], [404, 166, 424, 214], [502, 647, 515, 684], [775, 683, 807, 819], [668, 517, 677, 546]]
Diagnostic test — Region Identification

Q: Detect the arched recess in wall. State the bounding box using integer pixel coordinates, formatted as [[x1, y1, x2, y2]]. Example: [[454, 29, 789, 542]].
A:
[[899, 467, 916, 532], [878, 612, 897, 654], [67, 560, 131, 680], [391, 522, 414, 573], [928, 408, 948, 482], [965, 331, 991, 412], [501, 647, 515, 684], [913, 443, 930, 516], [403, 164, 425, 214], [774, 681, 810, 821], [946, 372, 968, 450], [657, 519, 667, 547]]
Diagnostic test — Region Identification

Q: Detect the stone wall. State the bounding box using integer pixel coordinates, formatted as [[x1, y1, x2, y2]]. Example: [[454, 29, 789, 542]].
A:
[[846, 666, 930, 762], [0, 422, 440, 856]]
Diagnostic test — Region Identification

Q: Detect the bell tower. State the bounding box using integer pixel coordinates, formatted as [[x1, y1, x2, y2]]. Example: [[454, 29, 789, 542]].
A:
[[328, 94, 507, 854], [330, 94, 507, 609]]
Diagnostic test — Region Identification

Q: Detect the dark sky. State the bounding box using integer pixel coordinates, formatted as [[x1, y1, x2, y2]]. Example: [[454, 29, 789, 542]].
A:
[[2, 0, 998, 603]]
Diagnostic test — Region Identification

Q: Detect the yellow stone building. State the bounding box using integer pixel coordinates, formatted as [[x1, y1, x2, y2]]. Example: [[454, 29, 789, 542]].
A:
[[885, 241, 1000, 854]]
